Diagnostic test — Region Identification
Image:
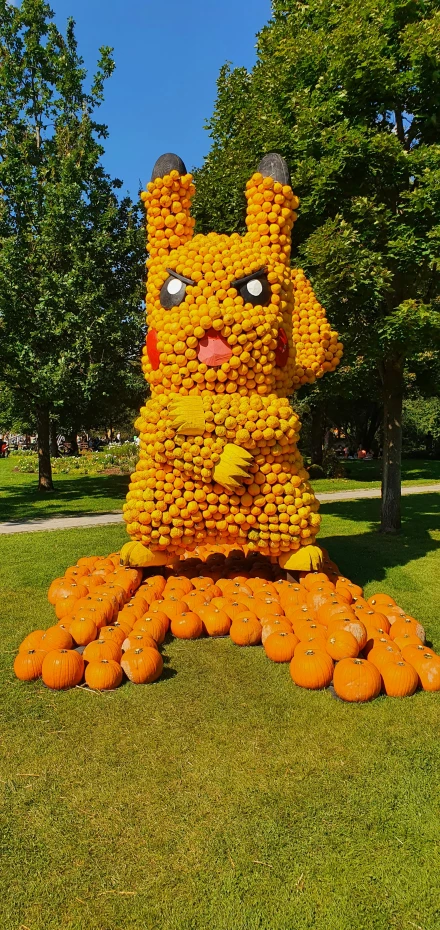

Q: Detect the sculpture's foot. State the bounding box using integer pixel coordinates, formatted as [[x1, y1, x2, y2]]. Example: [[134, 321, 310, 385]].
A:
[[279, 545, 323, 573], [120, 541, 170, 569]]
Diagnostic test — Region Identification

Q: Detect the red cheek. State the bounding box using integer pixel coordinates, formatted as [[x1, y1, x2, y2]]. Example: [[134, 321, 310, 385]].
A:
[[275, 327, 289, 368], [147, 328, 160, 371]]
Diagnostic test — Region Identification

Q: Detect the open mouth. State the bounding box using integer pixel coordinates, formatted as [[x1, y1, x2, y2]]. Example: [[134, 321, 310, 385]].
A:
[[197, 328, 232, 367]]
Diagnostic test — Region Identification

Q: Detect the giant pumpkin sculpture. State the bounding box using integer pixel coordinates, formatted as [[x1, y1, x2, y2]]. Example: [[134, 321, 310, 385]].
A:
[[121, 152, 342, 571], [21, 152, 435, 701]]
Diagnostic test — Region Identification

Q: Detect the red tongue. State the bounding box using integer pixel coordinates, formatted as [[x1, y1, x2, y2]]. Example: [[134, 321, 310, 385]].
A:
[[197, 328, 232, 367]]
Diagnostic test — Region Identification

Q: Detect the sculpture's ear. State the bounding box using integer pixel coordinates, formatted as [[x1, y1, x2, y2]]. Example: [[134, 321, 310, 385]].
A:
[[244, 152, 298, 263], [142, 153, 195, 259]]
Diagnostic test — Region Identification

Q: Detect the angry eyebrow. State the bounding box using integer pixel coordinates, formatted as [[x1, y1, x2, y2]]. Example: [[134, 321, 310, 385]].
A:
[[231, 267, 267, 288], [166, 267, 195, 286]]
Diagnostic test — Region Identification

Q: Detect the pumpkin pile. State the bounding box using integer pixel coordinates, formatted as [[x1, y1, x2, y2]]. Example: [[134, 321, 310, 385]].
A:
[[14, 547, 440, 701]]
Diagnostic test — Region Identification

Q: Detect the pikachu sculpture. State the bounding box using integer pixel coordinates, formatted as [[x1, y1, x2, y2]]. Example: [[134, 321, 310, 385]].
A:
[[121, 153, 342, 571]]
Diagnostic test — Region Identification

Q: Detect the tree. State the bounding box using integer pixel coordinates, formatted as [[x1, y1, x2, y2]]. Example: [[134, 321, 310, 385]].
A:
[[0, 0, 145, 490], [193, 0, 440, 532]]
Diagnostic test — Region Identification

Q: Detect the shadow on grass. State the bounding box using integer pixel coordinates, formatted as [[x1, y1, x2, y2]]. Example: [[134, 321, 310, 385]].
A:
[[319, 493, 440, 588], [0, 473, 129, 522], [338, 458, 440, 484]]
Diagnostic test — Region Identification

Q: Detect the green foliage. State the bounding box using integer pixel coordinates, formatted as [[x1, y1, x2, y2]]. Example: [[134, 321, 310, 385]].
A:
[[0, 0, 145, 451], [194, 0, 440, 353], [11, 442, 138, 475]]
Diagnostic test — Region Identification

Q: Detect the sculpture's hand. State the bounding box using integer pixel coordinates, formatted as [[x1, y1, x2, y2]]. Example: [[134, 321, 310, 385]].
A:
[[213, 443, 253, 490], [168, 396, 205, 436]]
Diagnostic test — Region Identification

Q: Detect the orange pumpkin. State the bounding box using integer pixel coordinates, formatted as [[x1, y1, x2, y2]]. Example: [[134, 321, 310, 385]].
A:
[[363, 633, 393, 657], [290, 649, 334, 690], [401, 643, 431, 668], [229, 615, 262, 646], [367, 594, 396, 609], [199, 607, 231, 637], [68, 616, 98, 646], [40, 625, 73, 652], [133, 614, 168, 644], [306, 585, 335, 613], [295, 620, 327, 643], [54, 593, 80, 620], [182, 590, 212, 612], [261, 617, 293, 644], [65, 565, 90, 581], [85, 658, 122, 690], [333, 584, 353, 604], [117, 602, 148, 625], [333, 657, 381, 702], [355, 610, 390, 635], [381, 656, 419, 697], [99, 626, 131, 647], [367, 641, 401, 672], [302, 572, 330, 591], [14, 649, 46, 681], [325, 629, 359, 661], [264, 631, 299, 662], [164, 576, 193, 597], [83, 638, 122, 663], [68, 604, 109, 632], [159, 598, 186, 620], [76, 556, 99, 568], [393, 633, 424, 651], [389, 618, 425, 644], [286, 606, 315, 628], [83, 574, 106, 592], [41, 649, 84, 689], [53, 580, 89, 602], [121, 646, 163, 684], [327, 617, 367, 651], [122, 632, 158, 652], [316, 602, 357, 627], [18, 630, 45, 653], [336, 580, 363, 598], [416, 651, 440, 692], [171, 612, 203, 640], [88, 592, 119, 624]]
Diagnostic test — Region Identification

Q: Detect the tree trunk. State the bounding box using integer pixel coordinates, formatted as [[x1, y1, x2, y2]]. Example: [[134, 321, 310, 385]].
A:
[[49, 420, 60, 458], [67, 430, 79, 455], [365, 404, 382, 453], [37, 407, 54, 491], [380, 356, 404, 533], [310, 405, 324, 465]]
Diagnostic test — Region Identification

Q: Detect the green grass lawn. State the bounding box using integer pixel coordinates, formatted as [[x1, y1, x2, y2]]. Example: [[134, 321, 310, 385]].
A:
[[1, 495, 440, 930], [1, 456, 440, 524], [0, 456, 128, 522], [312, 456, 440, 493]]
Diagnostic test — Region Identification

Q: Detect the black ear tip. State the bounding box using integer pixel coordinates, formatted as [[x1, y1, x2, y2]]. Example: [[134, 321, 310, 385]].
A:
[[258, 153, 290, 186], [151, 153, 187, 181]]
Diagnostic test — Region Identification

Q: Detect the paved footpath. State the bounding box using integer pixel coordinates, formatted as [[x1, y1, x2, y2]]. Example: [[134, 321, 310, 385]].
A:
[[1, 482, 440, 536]]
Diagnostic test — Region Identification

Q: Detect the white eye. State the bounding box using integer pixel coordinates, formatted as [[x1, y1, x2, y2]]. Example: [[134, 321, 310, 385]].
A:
[[247, 279, 263, 297], [167, 278, 183, 295]]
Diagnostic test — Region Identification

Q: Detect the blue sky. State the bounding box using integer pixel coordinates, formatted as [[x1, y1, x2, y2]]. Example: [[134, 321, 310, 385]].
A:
[[48, 0, 272, 198]]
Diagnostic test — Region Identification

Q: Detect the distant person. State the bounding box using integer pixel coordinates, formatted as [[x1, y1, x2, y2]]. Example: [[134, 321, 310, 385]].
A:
[[116, 431, 121, 443], [357, 445, 367, 460]]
